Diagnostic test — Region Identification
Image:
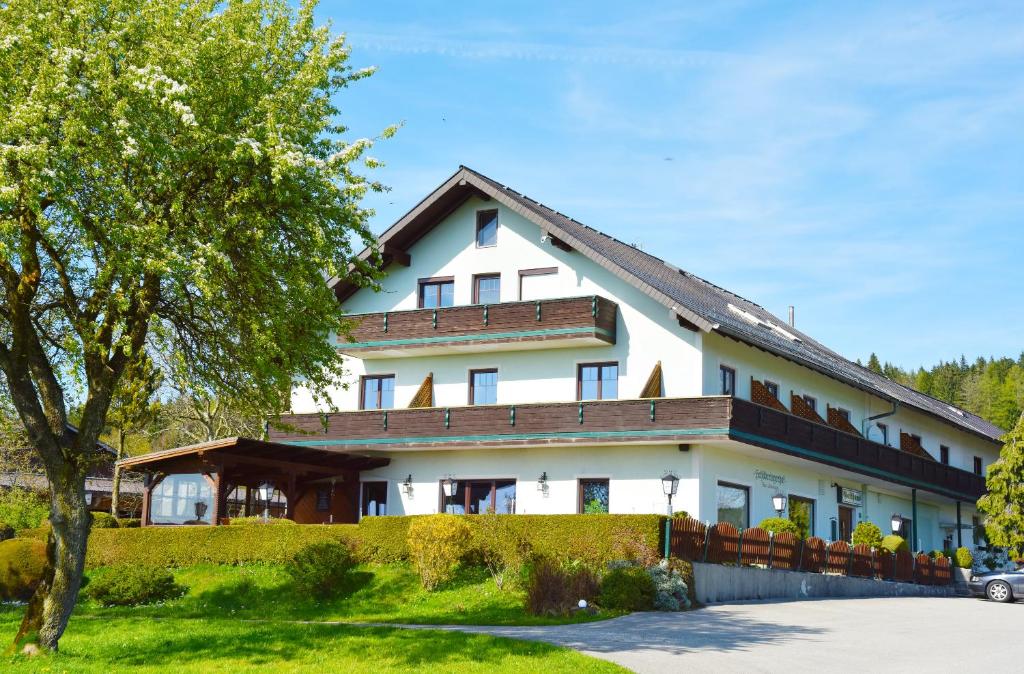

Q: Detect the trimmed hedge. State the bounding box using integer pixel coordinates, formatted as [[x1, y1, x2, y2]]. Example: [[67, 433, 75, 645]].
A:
[[84, 514, 663, 569]]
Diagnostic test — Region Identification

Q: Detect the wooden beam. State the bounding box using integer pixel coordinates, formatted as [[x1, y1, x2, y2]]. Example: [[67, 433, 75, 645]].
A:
[[382, 244, 411, 267], [208, 451, 349, 476]]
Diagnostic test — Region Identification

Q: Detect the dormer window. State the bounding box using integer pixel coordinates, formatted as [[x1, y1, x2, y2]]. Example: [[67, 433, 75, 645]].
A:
[[476, 210, 498, 248]]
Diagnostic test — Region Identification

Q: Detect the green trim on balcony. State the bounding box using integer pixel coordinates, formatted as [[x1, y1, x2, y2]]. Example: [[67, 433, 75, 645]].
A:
[[282, 425, 731, 447], [341, 325, 615, 349]]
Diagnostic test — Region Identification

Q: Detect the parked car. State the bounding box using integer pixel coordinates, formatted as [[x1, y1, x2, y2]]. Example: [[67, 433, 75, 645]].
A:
[[969, 565, 1024, 602]]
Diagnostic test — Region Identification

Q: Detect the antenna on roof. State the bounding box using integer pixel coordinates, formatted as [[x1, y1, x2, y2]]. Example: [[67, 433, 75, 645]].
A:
[[788, 306, 795, 328]]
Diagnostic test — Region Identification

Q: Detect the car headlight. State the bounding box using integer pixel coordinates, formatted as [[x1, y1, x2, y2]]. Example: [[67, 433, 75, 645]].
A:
[[970, 576, 980, 582]]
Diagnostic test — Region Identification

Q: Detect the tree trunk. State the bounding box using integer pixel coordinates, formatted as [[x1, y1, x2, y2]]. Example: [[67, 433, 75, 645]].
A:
[[110, 430, 123, 517], [19, 464, 90, 652]]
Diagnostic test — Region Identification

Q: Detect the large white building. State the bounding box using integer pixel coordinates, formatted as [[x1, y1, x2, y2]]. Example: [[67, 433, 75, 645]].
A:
[[126, 167, 1002, 553]]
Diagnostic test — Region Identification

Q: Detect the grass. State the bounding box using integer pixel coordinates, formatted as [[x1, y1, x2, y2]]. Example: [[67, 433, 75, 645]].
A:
[[1, 563, 626, 673]]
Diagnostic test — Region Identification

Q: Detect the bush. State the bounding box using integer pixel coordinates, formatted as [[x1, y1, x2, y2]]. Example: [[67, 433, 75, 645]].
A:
[[85, 565, 185, 606], [852, 521, 884, 549], [600, 565, 656, 611], [407, 515, 472, 590], [473, 514, 533, 590], [0, 487, 50, 531], [287, 542, 356, 598], [648, 559, 691, 611], [524, 557, 599, 616], [758, 517, 800, 537], [90, 512, 118, 529], [0, 523, 14, 542], [954, 546, 974, 569], [226, 516, 297, 526], [115, 518, 141, 528], [929, 549, 945, 560], [0, 538, 47, 601], [879, 535, 909, 555]]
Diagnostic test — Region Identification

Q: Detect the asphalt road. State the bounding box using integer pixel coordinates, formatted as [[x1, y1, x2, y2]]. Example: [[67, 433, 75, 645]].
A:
[[403, 597, 1015, 673]]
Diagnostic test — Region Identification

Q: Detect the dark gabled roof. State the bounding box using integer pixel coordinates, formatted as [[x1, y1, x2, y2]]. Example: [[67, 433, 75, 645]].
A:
[[333, 166, 1006, 444]]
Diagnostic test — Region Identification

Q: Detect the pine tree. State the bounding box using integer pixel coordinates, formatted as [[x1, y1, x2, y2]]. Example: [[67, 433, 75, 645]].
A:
[[977, 414, 1024, 556]]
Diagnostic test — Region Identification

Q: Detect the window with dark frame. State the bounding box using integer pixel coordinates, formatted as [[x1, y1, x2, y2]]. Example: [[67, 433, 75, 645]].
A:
[[316, 487, 331, 512], [716, 481, 749, 529], [518, 267, 557, 300], [476, 209, 498, 247], [473, 274, 501, 304], [418, 277, 454, 308], [972, 515, 983, 546], [469, 368, 498, 405], [440, 479, 515, 514], [720, 366, 736, 396], [940, 445, 950, 465], [974, 456, 983, 475], [360, 375, 395, 410], [361, 482, 387, 517], [787, 495, 815, 537], [836, 408, 851, 422], [578, 479, 610, 514], [764, 380, 780, 398], [803, 395, 817, 412], [578, 362, 618, 400]]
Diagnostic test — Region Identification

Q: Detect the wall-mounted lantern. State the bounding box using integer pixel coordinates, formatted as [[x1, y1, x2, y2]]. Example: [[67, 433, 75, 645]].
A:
[[891, 513, 903, 535], [441, 476, 458, 513], [537, 471, 548, 493], [772, 493, 787, 515], [401, 474, 413, 496]]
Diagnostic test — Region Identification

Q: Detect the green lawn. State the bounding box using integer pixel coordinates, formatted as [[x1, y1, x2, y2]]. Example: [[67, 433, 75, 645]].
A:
[[1, 563, 625, 673]]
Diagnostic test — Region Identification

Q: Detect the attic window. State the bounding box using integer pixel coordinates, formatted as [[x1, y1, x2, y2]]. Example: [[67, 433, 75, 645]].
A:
[[476, 210, 498, 248], [727, 303, 802, 343]]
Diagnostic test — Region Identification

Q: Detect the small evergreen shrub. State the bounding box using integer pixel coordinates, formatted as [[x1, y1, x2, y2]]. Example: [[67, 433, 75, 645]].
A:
[[287, 542, 356, 598], [648, 559, 691, 611], [0, 538, 47, 601], [879, 535, 909, 555], [758, 517, 800, 537], [90, 512, 118, 529], [524, 558, 599, 616], [84, 565, 185, 606], [407, 514, 472, 590], [600, 566, 656, 611], [954, 547, 974, 569], [852, 521, 884, 549]]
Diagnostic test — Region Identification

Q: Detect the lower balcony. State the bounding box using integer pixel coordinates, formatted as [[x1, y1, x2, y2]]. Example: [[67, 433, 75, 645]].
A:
[[271, 397, 986, 502]]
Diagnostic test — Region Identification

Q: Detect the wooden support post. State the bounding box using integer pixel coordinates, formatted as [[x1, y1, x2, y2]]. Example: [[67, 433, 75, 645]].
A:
[[210, 468, 223, 526], [911, 488, 918, 551], [956, 501, 962, 549], [245, 484, 254, 517], [141, 476, 153, 527], [285, 472, 297, 520]]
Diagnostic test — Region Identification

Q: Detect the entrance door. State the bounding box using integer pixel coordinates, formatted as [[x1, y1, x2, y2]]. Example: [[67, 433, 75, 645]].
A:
[[360, 482, 387, 518], [838, 506, 854, 542]]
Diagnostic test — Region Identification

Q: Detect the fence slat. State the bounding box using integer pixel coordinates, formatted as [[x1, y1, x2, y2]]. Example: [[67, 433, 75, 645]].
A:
[[915, 553, 933, 585], [707, 522, 740, 564], [800, 537, 826, 573], [669, 517, 707, 560], [894, 550, 914, 582], [771, 532, 799, 570], [826, 540, 851, 575], [851, 543, 873, 577], [934, 557, 952, 585], [740, 527, 772, 566]]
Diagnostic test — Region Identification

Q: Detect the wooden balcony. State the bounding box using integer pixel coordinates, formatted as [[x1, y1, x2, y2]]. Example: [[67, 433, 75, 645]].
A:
[[270, 396, 986, 501], [338, 295, 617, 358]]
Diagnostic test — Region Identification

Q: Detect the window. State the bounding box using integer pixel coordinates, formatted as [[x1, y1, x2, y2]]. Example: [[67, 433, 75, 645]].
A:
[[361, 482, 387, 517], [973, 456, 983, 475], [720, 366, 736, 396], [316, 487, 331, 512], [788, 495, 815, 537], [578, 362, 618, 400], [476, 209, 498, 247], [473, 274, 501, 304], [877, 422, 889, 445], [803, 395, 817, 413], [836, 408, 851, 422], [940, 445, 950, 465], [151, 474, 214, 525], [441, 479, 516, 514], [578, 479, 610, 514], [972, 515, 983, 546], [418, 277, 454, 308], [764, 380, 779, 398], [469, 368, 498, 405], [716, 481, 749, 529], [360, 375, 395, 410], [518, 267, 557, 300]]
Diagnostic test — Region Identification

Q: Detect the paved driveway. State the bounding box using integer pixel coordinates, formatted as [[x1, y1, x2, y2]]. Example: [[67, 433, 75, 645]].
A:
[[402, 597, 1014, 673]]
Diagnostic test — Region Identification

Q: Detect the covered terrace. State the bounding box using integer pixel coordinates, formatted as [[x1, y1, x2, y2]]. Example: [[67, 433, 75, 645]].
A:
[[117, 437, 389, 526]]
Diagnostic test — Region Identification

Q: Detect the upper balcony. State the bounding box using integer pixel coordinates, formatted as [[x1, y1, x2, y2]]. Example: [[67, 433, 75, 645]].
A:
[[271, 397, 986, 502], [338, 295, 618, 359]]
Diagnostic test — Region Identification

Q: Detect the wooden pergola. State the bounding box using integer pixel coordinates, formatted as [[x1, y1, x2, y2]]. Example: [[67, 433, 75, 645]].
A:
[[118, 437, 389, 525]]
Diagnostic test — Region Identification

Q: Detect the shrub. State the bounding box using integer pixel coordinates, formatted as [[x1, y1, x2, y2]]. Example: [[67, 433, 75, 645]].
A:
[[0, 487, 50, 531], [600, 566, 656, 611], [0, 538, 47, 601], [524, 557, 598, 616], [671, 511, 690, 519], [407, 515, 472, 590], [954, 547, 974, 569], [115, 518, 141, 528], [90, 512, 118, 529], [473, 514, 533, 590], [226, 516, 297, 526], [879, 535, 909, 555], [649, 559, 691, 611], [287, 542, 356, 598], [0, 523, 14, 542], [758, 517, 800, 537], [929, 549, 945, 560], [852, 521, 884, 549], [84, 565, 185, 606], [355, 516, 412, 563]]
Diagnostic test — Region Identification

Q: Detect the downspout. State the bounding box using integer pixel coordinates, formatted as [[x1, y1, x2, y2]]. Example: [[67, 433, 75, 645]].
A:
[[863, 400, 900, 439]]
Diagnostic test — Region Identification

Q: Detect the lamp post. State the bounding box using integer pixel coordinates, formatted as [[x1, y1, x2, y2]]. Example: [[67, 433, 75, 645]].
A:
[[772, 493, 787, 516], [441, 477, 457, 513], [258, 483, 273, 522], [891, 513, 902, 535], [661, 472, 679, 516]]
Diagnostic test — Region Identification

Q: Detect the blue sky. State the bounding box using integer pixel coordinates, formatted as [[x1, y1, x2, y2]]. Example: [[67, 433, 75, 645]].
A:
[[318, 1, 1024, 369]]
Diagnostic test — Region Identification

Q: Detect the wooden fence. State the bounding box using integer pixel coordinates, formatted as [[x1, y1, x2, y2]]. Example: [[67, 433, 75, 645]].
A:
[[667, 517, 953, 586]]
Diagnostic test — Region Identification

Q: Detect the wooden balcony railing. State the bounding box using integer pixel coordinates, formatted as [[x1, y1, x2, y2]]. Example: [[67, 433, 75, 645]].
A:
[[338, 295, 617, 358], [271, 396, 986, 501]]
